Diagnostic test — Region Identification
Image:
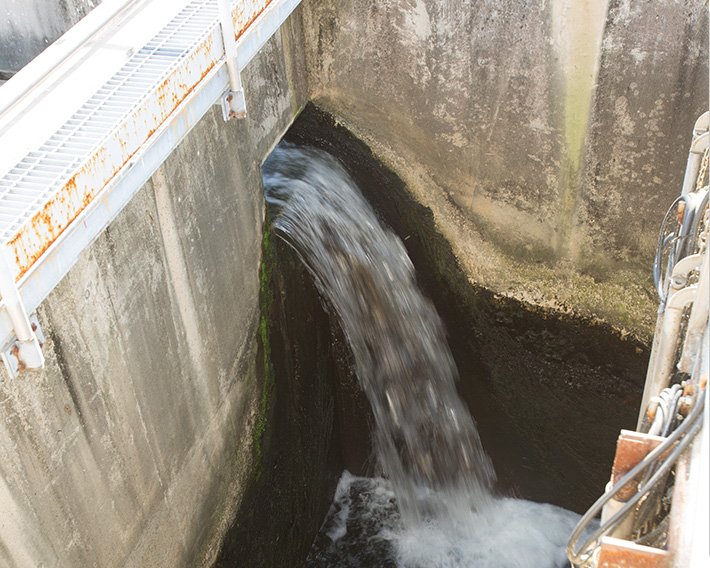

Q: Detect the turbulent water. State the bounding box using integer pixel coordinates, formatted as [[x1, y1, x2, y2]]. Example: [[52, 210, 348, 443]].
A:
[[263, 144, 580, 567], [305, 472, 580, 568]]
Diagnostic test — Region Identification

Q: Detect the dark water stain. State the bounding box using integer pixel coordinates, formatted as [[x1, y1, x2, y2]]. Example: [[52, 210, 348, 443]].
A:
[[215, 220, 374, 568], [282, 102, 649, 513], [216, 102, 650, 567]]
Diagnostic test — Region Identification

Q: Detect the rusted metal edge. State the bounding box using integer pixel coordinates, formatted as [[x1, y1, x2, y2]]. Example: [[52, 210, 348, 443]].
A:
[[6, 27, 222, 277], [597, 537, 671, 568], [6, 2, 240, 279], [0, 0, 303, 350]]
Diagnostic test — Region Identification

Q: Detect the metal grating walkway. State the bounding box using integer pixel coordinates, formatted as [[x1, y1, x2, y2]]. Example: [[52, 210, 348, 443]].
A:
[[0, 0, 219, 245], [0, 0, 302, 373], [0, 0, 222, 269]]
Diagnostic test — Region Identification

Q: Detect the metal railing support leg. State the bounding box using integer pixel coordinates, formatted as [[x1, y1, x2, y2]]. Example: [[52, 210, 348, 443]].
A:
[[218, 0, 247, 120], [0, 247, 44, 376]]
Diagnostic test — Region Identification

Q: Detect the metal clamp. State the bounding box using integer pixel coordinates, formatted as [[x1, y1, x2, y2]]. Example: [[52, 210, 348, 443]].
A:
[[220, 89, 246, 121], [0, 246, 44, 377], [1, 314, 45, 377]]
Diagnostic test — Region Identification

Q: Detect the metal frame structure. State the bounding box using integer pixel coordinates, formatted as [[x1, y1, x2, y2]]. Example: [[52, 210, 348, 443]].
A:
[[0, 0, 302, 375], [566, 113, 710, 568]]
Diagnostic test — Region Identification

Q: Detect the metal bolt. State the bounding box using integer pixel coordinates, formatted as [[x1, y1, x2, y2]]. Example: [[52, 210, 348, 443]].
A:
[[671, 274, 688, 289], [11, 345, 26, 374]]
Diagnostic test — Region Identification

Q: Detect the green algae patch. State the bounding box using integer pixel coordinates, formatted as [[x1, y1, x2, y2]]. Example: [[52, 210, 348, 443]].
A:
[[499, 256, 656, 345], [252, 219, 275, 482], [215, 203, 355, 567]]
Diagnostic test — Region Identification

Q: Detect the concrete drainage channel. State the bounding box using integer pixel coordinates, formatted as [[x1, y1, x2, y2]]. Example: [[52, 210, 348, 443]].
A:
[[213, 104, 650, 567]]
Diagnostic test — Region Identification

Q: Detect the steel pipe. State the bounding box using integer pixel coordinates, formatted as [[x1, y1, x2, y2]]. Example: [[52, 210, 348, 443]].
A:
[[637, 285, 697, 431]]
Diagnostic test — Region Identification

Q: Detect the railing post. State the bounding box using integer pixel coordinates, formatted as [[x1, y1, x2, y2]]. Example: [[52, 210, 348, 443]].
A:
[[0, 246, 44, 376], [217, 0, 247, 120]]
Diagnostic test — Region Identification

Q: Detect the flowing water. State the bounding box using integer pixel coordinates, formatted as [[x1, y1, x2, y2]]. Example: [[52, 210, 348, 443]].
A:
[[263, 144, 581, 567]]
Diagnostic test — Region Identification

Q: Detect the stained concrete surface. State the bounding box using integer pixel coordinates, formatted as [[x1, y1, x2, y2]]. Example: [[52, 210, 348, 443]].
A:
[[299, 0, 708, 341], [0, 0, 707, 565], [0, 19, 308, 567]]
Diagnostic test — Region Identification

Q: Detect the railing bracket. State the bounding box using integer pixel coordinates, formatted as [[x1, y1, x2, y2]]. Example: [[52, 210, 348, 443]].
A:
[[1, 314, 45, 378], [220, 88, 246, 121], [0, 247, 45, 377]]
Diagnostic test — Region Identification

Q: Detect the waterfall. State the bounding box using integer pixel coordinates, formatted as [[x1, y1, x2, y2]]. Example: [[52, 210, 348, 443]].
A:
[[263, 143, 494, 525], [263, 143, 581, 567]]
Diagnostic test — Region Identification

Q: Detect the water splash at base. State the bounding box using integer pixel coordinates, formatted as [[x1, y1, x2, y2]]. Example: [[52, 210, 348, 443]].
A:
[[307, 472, 580, 568], [264, 143, 494, 526]]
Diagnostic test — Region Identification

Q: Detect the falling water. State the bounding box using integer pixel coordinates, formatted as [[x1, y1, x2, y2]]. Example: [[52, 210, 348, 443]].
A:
[[263, 143, 581, 567]]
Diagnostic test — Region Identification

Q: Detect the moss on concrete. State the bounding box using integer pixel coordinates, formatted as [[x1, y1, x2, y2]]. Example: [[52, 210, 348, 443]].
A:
[[214, 205, 372, 567], [503, 256, 657, 342], [252, 220, 275, 482]]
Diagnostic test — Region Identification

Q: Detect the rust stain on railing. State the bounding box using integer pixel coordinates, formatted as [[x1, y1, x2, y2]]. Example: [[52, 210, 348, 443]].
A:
[[7, 0, 275, 280], [235, 0, 271, 41]]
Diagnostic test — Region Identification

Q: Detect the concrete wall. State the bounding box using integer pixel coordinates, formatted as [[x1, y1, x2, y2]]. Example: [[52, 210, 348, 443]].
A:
[[0, 17, 308, 567], [0, 0, 102, 77], [0, 0, 707, 566], [299, 0, 708, 339]]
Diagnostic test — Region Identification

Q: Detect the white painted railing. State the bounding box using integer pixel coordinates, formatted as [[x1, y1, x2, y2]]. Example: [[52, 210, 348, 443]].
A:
[[0, 0, 302, 375]]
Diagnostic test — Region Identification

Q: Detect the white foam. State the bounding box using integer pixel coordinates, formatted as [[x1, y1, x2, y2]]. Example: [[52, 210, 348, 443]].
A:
[[326, 471, 357, 542], [392, 497, 578, 568], [311, 472, 579, 568]]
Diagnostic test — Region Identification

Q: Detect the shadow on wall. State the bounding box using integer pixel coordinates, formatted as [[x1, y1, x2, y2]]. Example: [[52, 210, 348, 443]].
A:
[[282, 103, 650, 514], [214, 215, 374, 568], [216, 102, 651, 568]]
